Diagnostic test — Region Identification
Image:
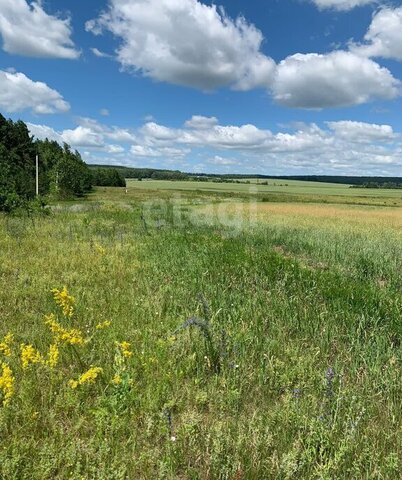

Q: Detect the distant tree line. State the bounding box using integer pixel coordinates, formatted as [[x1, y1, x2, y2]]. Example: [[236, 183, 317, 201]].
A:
[[90, 165, 402, 186], [275, 175, 402, 186], [192, 174, 402, 185], [350, 182, 402, 189], [90, 167, 126, 187], [90, 165, 189, 181], [89, 167, 255, 183]]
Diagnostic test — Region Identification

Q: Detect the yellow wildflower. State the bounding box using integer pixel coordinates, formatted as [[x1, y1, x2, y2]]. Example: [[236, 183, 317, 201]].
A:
[[20, 344, 43, 369], [95, 243, 106, 255], [46, 344, 59, 368], [78, 366, 102, 384], [0, 332, 14, 357], [111, 374, 122, 385], [116, 341, 133, 358], [44, 314, 85, 346], [51, 286, 75, 318], [96, 321, 111, 330], [0, 362, 15, 406], [69, 367, 103, 389]]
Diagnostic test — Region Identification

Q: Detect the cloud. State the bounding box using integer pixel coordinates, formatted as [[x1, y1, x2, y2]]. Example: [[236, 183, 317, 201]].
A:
[[140, 119, 332, 152], [61, 126, 104, 147], [27, 122, 64, 143], [77, 117, 137, 143], [86, 0, 276, 91], [159, 147, 190, 158], [0, 0, 79, 59], [135, 117, 402, 174], [310, 0, 376, 11], [185, 124, 270, 148], [185, 115, 219, 129], [85, 0, 401, 110], [207, 155, 240, 166], [106, 129, 136, 143], [272, 51, 400, 108], [28, 118, 135, 151], [0, 70, 70, 114], [91, 47, 113, 59], [105, 144, 125, 154], [130, 145, 189, 158], [130, 145, 158, 157], [327, 120, 396, 142], [350, 7, 402, 61], [27, 116, 402, 175], [100, 108, 110, 116], [141, 122, 181, 142]]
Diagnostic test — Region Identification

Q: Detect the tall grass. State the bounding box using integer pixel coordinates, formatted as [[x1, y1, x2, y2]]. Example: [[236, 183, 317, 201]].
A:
[[0, 196, 400, 479]]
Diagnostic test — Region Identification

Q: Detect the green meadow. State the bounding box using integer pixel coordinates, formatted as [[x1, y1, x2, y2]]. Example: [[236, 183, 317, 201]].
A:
[[0, 180, 401, 479], [121, 179, 402, 206], [126, 178, 402, 203]]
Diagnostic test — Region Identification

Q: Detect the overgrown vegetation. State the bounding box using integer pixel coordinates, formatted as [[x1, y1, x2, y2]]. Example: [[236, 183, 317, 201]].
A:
[[0, 114, 92, 211], [0, 185, 400, 479]]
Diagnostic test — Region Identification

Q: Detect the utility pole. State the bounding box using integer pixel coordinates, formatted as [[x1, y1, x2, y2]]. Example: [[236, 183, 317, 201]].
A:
[[35, 154, 39, 196]]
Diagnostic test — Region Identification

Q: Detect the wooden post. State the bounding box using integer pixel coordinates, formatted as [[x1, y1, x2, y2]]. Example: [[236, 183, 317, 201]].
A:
[[36, 154, 39, 196]]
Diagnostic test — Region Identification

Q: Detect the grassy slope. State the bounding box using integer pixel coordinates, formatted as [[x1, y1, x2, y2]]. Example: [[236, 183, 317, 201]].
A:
[[0, 184, 401, 479]]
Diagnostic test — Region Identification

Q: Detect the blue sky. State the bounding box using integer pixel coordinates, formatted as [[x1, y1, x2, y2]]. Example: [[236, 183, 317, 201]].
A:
[[1, 0, 402, 175]]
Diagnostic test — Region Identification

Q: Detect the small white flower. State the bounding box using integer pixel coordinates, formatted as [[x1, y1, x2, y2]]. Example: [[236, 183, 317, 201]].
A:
[[170, 436, 176, 442]]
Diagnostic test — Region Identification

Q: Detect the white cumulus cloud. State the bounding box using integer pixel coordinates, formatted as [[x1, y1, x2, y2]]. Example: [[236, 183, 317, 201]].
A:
[[0, 70, 70, 114], [141, 122, 181, 142], [77, 117, 137, 143], [27, 122, 64, 143], [140, 119, 330, 152], [85, 0, 402, 110], [105, 144, 125, 154], [86, 0, 275, 91], [28, 119, 135, 153], [350, 7, 402, 61], [62, 126, 104, 147], [327, 121, 396, 142], [0, 0, 79, 59], [130, 145, 188, 158], [272, 51, 400, 109]]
